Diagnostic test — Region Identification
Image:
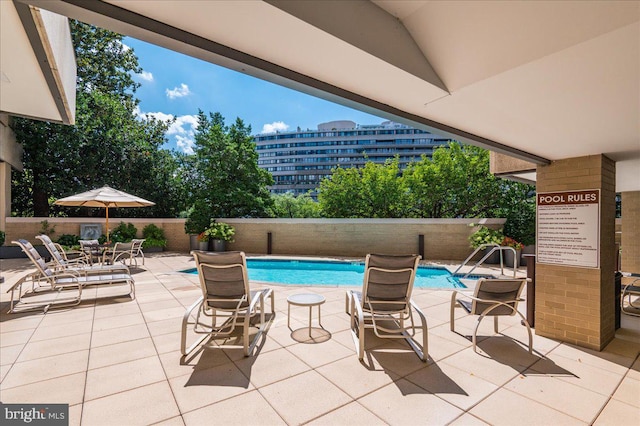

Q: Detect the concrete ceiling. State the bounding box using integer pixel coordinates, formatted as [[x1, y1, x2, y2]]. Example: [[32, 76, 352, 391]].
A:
[[0, 1, 76, 124], [18, 0, 640, 191]]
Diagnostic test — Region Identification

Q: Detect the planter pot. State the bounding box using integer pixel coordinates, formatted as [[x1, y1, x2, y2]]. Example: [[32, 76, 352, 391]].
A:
[[480, 248, 501, 264], [212, 239, 226, 252], [503, 249, 522, 268], [143, 246, 163, 253], [189, 234, 199, 251], [198, 241, 209, 251]]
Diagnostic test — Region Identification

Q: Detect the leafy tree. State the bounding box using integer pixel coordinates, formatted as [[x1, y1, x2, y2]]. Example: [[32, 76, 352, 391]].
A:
[[317, 142, 535, 220], [318, 158, 408, 218], [188, 111, 274, 222], [11, 21, 188, 218], [403, 142, 536, 219], [271, 192, 322, 218]]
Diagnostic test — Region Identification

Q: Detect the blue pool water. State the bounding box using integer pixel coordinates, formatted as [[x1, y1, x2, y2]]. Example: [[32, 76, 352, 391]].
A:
[[182, 259, 467, 289]]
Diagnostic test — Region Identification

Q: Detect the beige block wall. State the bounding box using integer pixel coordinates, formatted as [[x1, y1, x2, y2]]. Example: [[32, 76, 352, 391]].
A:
[[535, 155, 616, 350], [4, 217, 505, 260], [621, 191, 640, 274], [4, 218, 190, 252], [489, 152, 536, 174]]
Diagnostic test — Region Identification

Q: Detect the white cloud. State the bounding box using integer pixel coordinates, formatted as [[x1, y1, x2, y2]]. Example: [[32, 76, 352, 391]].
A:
[[140, 110, 174, 123], [166, 83, 191, 99], [167, 115, 199, 136], [175, 135, 195, 155], [261, 121, 289, 134], [137, 71, 154, 82], [134, 107, 199, 154]]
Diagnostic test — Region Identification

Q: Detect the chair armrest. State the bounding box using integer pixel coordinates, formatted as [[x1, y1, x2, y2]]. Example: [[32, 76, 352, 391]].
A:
[[457, 292, 523, 305]]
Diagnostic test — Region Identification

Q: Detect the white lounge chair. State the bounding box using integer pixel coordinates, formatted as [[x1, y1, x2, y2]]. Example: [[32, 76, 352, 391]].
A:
[[8, 239, 135, 313], [181, 251, 274, 357], [36, 234, 129, 275], [345, 253, 428, 361], [450, 278, 532, 354]]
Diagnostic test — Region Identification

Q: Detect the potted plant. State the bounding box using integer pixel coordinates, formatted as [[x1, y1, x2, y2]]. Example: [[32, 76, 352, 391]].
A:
[[142, 224, 167, 252], [501, 236, 524, 268], [468, 224, 504, 264], [185, 202, 211, 251], [203, 221, 235, 252], [197, 232, 209, 251]]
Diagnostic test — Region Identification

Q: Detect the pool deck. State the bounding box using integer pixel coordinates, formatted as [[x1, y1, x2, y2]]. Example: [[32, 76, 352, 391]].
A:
[[1, 253, 639, 425]]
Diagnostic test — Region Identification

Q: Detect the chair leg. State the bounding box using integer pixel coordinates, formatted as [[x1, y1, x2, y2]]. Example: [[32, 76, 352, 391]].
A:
[[494, 316, 499, 334], [450, 291, 457, 332], [243, 310, 251, 357], [181, 296, 208, 356], [472, 315, 486, 353]]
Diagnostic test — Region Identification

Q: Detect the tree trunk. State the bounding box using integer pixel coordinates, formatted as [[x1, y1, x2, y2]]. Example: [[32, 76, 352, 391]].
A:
[[33, 186, 49, 217]]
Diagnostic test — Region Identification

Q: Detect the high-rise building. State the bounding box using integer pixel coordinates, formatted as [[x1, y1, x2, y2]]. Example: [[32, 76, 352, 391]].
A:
[[254, 120, 450, 196]]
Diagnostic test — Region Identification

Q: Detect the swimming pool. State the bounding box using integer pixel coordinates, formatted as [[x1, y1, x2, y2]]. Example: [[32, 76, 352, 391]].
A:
[[182, 258, 468, 289]]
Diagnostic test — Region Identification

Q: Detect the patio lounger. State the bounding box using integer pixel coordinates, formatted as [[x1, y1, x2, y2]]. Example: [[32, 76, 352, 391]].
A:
[[181, 251, 275, 357], [345, 253, 428, 361], [36, 234, 129, 275], [5, 269, 83, 313], [102, 239, 145, 267], [450, 278, 532, 354], [9, 239, 135, 312], [79, 239, 102, 264], [620, 272, 640, 316]]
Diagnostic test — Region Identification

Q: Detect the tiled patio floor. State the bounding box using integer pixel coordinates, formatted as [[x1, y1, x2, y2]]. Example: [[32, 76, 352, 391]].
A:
[[1, 254, 638, 425]]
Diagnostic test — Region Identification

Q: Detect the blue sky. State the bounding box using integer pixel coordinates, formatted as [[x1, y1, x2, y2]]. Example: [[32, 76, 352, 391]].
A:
[[124, 37, 385, 154]]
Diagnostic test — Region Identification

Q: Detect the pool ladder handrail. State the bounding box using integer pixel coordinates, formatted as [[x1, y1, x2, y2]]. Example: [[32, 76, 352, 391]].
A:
[[453, 244, 518, 279]]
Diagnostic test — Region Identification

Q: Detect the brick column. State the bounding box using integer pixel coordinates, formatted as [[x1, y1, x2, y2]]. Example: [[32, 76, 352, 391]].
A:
[[536, 155, 616, 350], [621, 191, 640, 274]]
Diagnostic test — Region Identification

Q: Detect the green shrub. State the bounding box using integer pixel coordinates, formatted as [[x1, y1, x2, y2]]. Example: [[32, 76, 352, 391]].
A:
[[110, 222, 138, 243], [56, 234, 79, 248], [142, 224, 167, 248], [184, 200, 211, 235], [503, 200, 536, 246], [468, 224, 504, 249], [0, 230, 5, 246], [39, 220, 56, 236], [203, 221, 235, 242]]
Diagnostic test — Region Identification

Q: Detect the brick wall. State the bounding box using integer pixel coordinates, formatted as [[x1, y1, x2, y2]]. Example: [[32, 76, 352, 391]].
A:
[[535, 155, 616, 350], [621, 191, 640, 274], [3, 217, 505, 260]]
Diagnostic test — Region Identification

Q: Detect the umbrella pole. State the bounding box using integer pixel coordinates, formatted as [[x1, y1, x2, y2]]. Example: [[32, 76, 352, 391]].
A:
[[106, 206, 110, 244]]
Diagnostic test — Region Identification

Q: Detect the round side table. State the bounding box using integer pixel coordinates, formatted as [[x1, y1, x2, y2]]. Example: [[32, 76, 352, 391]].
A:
[[287, 293, 326, 336]]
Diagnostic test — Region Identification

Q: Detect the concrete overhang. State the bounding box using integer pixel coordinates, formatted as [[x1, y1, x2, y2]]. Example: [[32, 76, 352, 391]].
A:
[[0, 1, 76, 125], [19, 0, 640, 191]]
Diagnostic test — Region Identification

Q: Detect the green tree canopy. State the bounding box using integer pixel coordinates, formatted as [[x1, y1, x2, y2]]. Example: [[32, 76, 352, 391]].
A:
[[318, 158, 408, 218], [403, 143, 506, 218], [317, 142, 535, 230], [185, 110, 274, 228], [271, 192, 322, 218], [11, 21, 188, 218]]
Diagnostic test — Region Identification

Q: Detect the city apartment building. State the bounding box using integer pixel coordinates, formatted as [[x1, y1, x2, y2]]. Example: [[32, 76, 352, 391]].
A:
[[254, 120, 450, 196]]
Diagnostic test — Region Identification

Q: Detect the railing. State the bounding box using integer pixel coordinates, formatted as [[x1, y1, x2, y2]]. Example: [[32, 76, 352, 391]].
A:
[[453, 244, 518, 279]]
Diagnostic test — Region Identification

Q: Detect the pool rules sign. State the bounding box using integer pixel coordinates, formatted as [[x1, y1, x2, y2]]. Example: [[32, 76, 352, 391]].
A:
[[536, 189, 600, 268]]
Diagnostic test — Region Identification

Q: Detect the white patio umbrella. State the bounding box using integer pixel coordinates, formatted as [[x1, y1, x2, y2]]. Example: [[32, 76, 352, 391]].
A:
[[54, 185, 155, 243]]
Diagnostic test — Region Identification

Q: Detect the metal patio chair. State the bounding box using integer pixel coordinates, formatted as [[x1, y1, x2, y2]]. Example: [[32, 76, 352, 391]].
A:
[[345, 253, 428, 361], [181, 251, 275, 357]]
